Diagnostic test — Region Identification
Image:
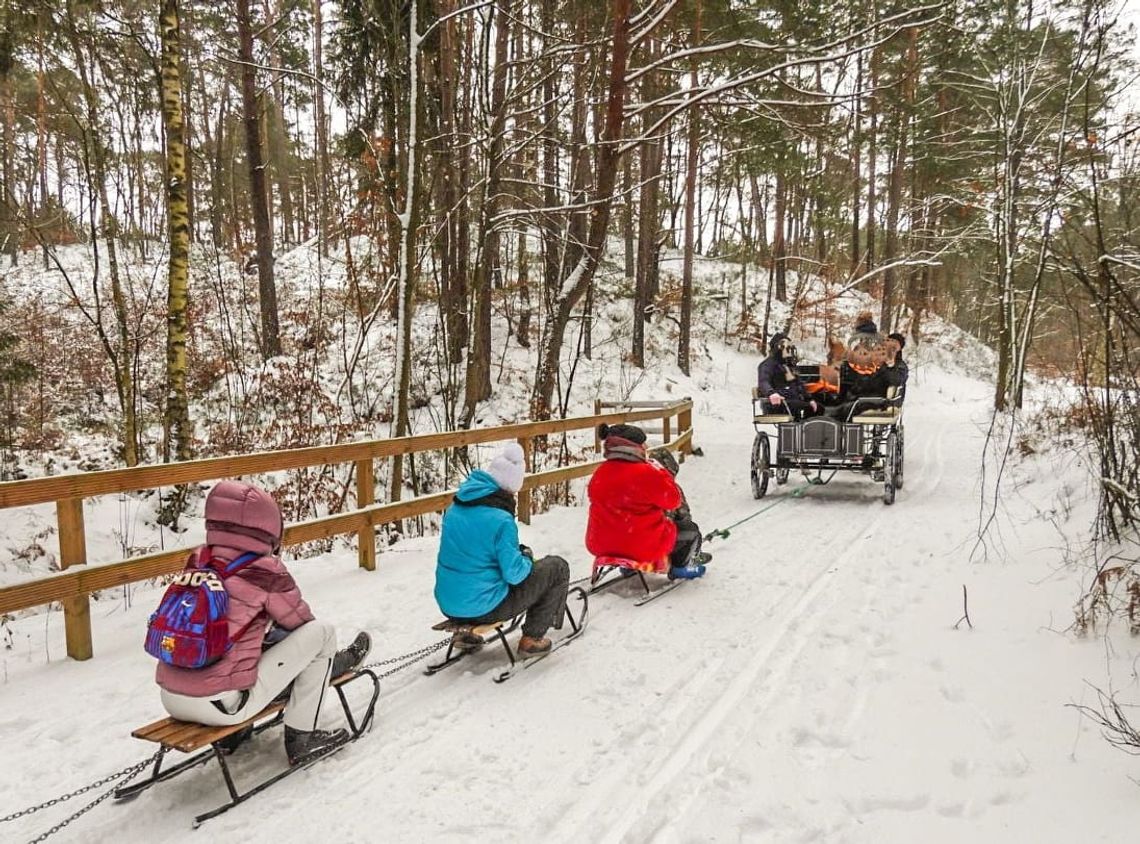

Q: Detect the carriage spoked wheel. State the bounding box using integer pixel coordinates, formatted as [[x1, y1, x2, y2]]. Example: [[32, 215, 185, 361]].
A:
[[751, 433, 771, 499], [894, 424, 905, 490], [882, 430, 898, 505]]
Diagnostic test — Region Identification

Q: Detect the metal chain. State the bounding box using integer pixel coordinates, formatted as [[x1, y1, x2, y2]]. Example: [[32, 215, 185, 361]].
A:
[[3, 749, 161, 844], [363, 637, 452, 680], [5, 640, 449, 839]]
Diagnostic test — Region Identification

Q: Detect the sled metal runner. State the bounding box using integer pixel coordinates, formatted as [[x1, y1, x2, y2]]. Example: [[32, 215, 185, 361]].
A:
[[586, 565, 686, 606], [114, 669, 380, 826], [424, 586, 589, 682]]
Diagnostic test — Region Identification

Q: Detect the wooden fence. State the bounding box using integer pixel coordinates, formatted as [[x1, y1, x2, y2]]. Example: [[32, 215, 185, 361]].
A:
[[0, 399, 694, 661]]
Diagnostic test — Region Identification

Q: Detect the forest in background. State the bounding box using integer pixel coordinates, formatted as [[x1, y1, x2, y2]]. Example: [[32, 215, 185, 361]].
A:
[[0, 0, 1136, 539]]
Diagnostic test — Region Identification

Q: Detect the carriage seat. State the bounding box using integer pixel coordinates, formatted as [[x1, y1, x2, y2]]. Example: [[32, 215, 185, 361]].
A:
[[750, 387, 794, 423], [849, 386, 903, 424]]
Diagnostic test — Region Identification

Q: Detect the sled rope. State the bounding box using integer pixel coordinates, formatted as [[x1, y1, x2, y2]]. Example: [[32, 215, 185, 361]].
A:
[[704, 483, 810, 542]]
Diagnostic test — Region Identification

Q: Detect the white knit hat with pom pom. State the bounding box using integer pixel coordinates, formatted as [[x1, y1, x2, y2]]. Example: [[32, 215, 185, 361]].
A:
[[486, 442, 525, 493]]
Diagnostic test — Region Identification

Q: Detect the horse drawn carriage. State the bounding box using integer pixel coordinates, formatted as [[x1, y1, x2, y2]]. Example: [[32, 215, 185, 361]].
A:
[[750, 363, 905, 505]]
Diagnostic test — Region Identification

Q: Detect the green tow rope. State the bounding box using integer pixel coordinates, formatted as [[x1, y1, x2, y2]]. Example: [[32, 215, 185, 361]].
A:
[[704, 483, 810, 543]]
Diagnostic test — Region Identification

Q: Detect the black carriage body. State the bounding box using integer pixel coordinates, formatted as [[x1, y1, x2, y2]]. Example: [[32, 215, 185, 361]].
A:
[[775, 418, 864, 460]]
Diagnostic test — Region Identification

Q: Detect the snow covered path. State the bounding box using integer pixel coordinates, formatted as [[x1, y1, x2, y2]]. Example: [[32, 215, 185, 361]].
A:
[[4, 351, 1140, 843]]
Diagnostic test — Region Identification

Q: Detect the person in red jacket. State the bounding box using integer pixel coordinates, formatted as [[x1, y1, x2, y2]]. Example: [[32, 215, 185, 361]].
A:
[[586, 424, 706, 579]]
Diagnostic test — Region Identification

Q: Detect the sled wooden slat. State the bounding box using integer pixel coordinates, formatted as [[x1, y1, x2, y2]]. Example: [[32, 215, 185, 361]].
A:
[[432, 618, 513, 638], [133, 673, 359, 754], [133, 705, 282, 753], [753, 414, 794, 424]]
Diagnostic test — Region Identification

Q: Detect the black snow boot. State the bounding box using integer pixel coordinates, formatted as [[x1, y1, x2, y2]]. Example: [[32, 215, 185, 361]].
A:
[[284, 725, 350, 766], [215, 724, 254, 755], [330, 632, 372, 679]]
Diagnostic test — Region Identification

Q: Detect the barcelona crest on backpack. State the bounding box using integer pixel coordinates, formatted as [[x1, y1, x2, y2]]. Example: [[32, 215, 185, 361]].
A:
[[144, 548, 258, 668]]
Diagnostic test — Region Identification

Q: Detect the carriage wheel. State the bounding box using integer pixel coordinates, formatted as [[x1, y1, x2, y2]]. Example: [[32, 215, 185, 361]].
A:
[[894, 424, 905, 489], [882, 430, 897, 505], [751, 433, 770, 499]]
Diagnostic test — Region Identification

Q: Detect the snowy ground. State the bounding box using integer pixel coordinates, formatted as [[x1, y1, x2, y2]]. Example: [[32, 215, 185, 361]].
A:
[[3, 345, 1140, 843]]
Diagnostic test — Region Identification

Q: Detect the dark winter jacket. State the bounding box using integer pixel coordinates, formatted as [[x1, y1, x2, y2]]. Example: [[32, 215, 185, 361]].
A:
[[840, 358, 903, 400], [586, 456, 682, 564], [894, 354, 909, 392], [435, 470, 533, 619], [757, 356, 808, 403]]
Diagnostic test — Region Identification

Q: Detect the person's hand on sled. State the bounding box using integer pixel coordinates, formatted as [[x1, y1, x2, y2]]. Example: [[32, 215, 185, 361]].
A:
[[768, 392, 783, 406]]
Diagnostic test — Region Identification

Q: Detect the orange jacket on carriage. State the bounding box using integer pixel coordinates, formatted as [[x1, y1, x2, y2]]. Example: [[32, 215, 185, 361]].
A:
[[586, 458, 682, 564]]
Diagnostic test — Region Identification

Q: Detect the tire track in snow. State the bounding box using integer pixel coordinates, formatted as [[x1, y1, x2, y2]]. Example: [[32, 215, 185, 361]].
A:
[[542, 500, 890, 843], [578, 395, 951, 841]]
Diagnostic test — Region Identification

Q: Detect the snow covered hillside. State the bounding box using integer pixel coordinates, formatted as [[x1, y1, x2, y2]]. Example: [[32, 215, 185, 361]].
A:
[[3, 339, 1138, 844]]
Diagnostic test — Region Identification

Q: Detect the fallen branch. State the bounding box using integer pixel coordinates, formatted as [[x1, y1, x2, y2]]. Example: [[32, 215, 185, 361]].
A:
[[954, 584, 973, 630]]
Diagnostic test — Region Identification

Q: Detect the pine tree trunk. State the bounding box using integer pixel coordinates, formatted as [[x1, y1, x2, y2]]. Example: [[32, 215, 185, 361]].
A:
[[880, 124, 905, 333], [0, 53, 15, 266], [851, 49, 862, 273], [36, 9, 49, 268], [312, 0, 330, 256], [390, 0, 426, 502], [773, 167, 787, 303], [435, 0, 466, 363], [539, 0, 559, 316], [236, 0, 281, 358], [160, 0, 193, 462], [678, 0, 701, 376], [865, 45, 878, 276], [622, 156, 635, 279], [633, 53, 660, 369], [462, 0, 511, 424]]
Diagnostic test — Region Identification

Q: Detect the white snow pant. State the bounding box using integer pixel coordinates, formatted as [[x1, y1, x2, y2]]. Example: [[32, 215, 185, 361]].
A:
[[160, 620, 337, 731]]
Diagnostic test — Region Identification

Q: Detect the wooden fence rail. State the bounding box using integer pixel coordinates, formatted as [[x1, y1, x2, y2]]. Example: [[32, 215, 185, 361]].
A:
[[0, 399, 694, 661]]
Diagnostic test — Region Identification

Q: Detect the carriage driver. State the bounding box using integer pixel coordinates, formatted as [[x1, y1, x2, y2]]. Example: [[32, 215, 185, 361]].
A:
[[757, 333, 824, 420]]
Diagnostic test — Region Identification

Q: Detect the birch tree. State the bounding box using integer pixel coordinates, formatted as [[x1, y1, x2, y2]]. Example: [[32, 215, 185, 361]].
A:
[[160, 0, 192, 462]]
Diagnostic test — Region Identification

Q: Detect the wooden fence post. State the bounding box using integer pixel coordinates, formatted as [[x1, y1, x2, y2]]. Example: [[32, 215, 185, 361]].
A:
[[517, 438, 532, 525], [56, 498, 92, 660], [356, 459, 376, 571], [678, 399, 693, 459], [662, 414, 671, 446], [594, 399, 603, 453]]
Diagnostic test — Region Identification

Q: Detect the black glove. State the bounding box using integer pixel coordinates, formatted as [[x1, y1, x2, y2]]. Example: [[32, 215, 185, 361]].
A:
[[519, 544, 534, 560], [262, 623, 291, 650]]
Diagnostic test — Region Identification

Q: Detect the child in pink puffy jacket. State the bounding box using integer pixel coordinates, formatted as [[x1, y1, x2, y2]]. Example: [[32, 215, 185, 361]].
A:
[[156, 480, 370, 764]]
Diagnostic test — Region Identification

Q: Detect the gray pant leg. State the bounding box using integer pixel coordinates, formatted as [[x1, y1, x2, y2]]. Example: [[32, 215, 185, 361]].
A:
[[471, 555, 570, 638], [670, 516, 703, 568]]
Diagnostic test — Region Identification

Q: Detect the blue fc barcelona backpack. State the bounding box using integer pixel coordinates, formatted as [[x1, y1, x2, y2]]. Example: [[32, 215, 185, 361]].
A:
[[144, 547, 259, 668]]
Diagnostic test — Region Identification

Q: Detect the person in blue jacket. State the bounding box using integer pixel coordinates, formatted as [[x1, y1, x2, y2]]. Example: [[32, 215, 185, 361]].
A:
[[435, 442, 570, 658]]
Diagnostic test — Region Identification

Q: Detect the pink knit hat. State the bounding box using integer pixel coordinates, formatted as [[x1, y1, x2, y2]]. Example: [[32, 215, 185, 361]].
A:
[[205, 480, 283, 555]]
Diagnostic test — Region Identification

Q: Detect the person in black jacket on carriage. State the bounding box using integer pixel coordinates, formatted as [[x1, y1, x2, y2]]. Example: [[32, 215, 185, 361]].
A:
[[887, 332, 910, 396], [757, 333, 824, 420], [833, 313, 904, 419]]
